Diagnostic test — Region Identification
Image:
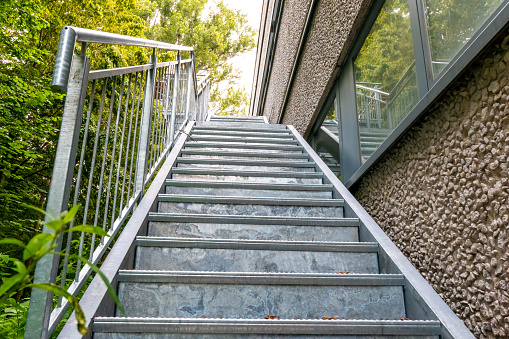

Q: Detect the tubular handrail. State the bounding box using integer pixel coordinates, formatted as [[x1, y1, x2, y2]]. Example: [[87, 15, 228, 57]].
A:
[[25, 26, 210, 339], [52, 26, 194, 93]]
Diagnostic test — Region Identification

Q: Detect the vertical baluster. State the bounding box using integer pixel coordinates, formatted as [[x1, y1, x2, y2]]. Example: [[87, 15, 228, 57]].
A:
[[111, 74, 133, 227], [120, 72, 139, 212], [127, 71, 145, 202], [57, 79, 96, 306], [134, 53, 157, 194], [90, 76, 117, 260], [75, 78, 108, 279], [149, 67, 163, 169], [169, 54, 181, 142], [102, 75, 125, 241], [185, 59, 193, 123]]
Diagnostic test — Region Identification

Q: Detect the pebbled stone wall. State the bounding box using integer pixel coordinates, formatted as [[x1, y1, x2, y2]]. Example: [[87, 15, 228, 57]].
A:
[[352, 32, 509, 338]]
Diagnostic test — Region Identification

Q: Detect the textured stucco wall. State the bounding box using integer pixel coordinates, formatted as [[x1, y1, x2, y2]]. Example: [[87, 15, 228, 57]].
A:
[[264, 0, 311, 124], [280, 0, 372, 136], [352, 33, 509, 338]]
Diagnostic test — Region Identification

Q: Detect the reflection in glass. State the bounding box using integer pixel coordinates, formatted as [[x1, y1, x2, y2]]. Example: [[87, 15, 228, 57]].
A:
[[425, 0, 504, 79], [354, 0, 419, 161], [312, 100, 340, 178]]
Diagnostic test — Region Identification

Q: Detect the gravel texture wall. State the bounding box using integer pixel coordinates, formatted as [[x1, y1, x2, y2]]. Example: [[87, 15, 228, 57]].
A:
[[264, 0, 311, 124], [352, 32, 509, 338], [280, 0, 372, 136]]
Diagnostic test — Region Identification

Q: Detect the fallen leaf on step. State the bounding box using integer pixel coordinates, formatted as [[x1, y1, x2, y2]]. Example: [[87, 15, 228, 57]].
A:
[[336, 272, 349, 274], [312, 237, 314, 241], [400, 317, 410, 321], [322, 316, 338, 320], [265, 315, 280, 320]]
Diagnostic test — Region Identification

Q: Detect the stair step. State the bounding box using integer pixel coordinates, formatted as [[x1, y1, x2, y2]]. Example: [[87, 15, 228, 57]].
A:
[[184, 141, 304, 152], [193, 125, 289, 133], [116, 272, 406, 320], [171, 169, 323, 184], [190, 136, 298, 145], [134, 237, 378, 273], [179, 149, 309, 161], [157, 195, 344, 218], [176, 158, 316, 172], [93, 318, 441, 338], [147, 213, 360, 242], [165, 180, 333, 199], [196, 122, 286, 129], [191, 131, 294, 139]]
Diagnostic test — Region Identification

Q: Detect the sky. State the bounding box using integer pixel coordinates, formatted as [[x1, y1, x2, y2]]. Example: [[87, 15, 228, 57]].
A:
[[221, 0, 264, 96]]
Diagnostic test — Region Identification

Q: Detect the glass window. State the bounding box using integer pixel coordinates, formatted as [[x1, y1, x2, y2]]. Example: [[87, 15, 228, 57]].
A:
[[354, 0, 419, 161], [425, 0, 505, 79], [311, 100, 340, 178]]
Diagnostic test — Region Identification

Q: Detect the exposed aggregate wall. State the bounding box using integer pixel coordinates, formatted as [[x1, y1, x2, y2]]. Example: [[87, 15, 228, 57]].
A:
[[353, 32, 509, 338]]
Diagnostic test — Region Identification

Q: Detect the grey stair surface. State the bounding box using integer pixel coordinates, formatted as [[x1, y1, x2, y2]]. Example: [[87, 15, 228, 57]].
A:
[[93, 116, 442, 338]]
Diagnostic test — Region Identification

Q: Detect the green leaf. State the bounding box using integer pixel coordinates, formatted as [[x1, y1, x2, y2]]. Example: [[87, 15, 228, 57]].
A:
[[62, 204, 81, 224], [0, 273, 25, 301], [23, 233, 52, 261], [66, 225, 109, 237], [23, 204, 47, 217], [0, 239, 26, 248], [70, 255, 126, 317], [27, 283, 88, 335]]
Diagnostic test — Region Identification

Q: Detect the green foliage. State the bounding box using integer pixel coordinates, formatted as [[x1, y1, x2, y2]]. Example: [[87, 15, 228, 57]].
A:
[[0, 205, 124, 336], [148, 0, 257, 114]]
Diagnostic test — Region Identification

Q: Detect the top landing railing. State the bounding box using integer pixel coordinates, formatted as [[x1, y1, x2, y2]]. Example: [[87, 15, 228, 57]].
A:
[[24, 26, 210, 338]]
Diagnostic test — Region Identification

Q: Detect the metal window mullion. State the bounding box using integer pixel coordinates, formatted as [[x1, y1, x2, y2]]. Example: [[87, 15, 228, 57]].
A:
[[134, 54, 157, 194], [338, 58, 361, 183], [408, 0, 433, 97]]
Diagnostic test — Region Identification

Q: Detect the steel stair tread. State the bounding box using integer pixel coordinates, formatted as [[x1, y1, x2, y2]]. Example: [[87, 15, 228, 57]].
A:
[[189, 136, 298, 144], [184, 141, 305, 151], [117, 270, 405, 285], [157, 194, 344, 207], [134, 236, 378, 252], [179, 149, 309, 159], [175, 158, 316, 168], [148, 212, 360, 226]]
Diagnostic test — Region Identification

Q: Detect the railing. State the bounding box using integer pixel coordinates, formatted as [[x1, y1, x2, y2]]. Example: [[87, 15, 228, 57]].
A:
[[24, 26, 210, 339]]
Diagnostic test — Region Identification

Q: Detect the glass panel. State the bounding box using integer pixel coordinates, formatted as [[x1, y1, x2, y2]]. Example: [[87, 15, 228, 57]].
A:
[[354, 0, 419, 162], [312, 99, 340, 178], [425, 0, 504, 79]]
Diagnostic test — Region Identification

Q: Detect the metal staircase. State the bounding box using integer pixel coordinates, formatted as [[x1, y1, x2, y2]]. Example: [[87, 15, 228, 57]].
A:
[[25, 27, 474, 339], [85, 116, 466, 338]]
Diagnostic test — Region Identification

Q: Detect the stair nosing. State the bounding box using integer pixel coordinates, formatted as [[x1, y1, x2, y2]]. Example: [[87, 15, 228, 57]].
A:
[[117, 270, 405, 286], [135, 236, 377, 252], [165, 179, 333, 192], [93, 317, 442, 335], [157, 194, 344, 207], [184, 142, 304, 151], [190, 136, 299, 145], [148, 212, 360, 226], [179, 149, 309, 158]]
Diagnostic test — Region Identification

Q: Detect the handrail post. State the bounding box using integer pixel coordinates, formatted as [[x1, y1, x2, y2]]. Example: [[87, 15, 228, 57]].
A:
[[25, 43, 90, 339], [134, 53, 157, 194], [168, 53, 181, 142], [184, 52, 194, 122]]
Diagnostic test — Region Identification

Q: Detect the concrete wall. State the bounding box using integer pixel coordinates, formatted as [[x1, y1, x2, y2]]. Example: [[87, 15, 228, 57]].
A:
[[352, 31, 509, 338]]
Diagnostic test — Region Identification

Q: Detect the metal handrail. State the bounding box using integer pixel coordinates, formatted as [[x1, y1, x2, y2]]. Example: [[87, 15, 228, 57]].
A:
[[52, 26, 193, 93], [25, 26, 210, 339]]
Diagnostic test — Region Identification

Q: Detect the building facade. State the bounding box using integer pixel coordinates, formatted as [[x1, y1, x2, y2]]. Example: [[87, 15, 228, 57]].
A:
[[251, 1, 509, 337]]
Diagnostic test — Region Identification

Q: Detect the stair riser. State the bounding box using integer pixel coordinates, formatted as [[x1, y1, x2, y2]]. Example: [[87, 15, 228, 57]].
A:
[[96, 333, 438, 339], [176, 163, 316, 172], [190, 137, 298, 145], [195, 122, 286, 129], [180, 154, 309, 162], [117, 283, 405, 320], [191, 132, 294, 139], [165, 186, 332, 199], [184, 147, 304, 154], [148, 222, 359, 242], [172, 174, 322, 184], [158, 202, 343, 218], [135, 247, 378, 273]]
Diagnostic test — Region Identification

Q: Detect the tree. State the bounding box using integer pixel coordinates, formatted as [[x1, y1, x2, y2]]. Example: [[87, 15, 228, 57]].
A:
[[147, 0, 257, 115]]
